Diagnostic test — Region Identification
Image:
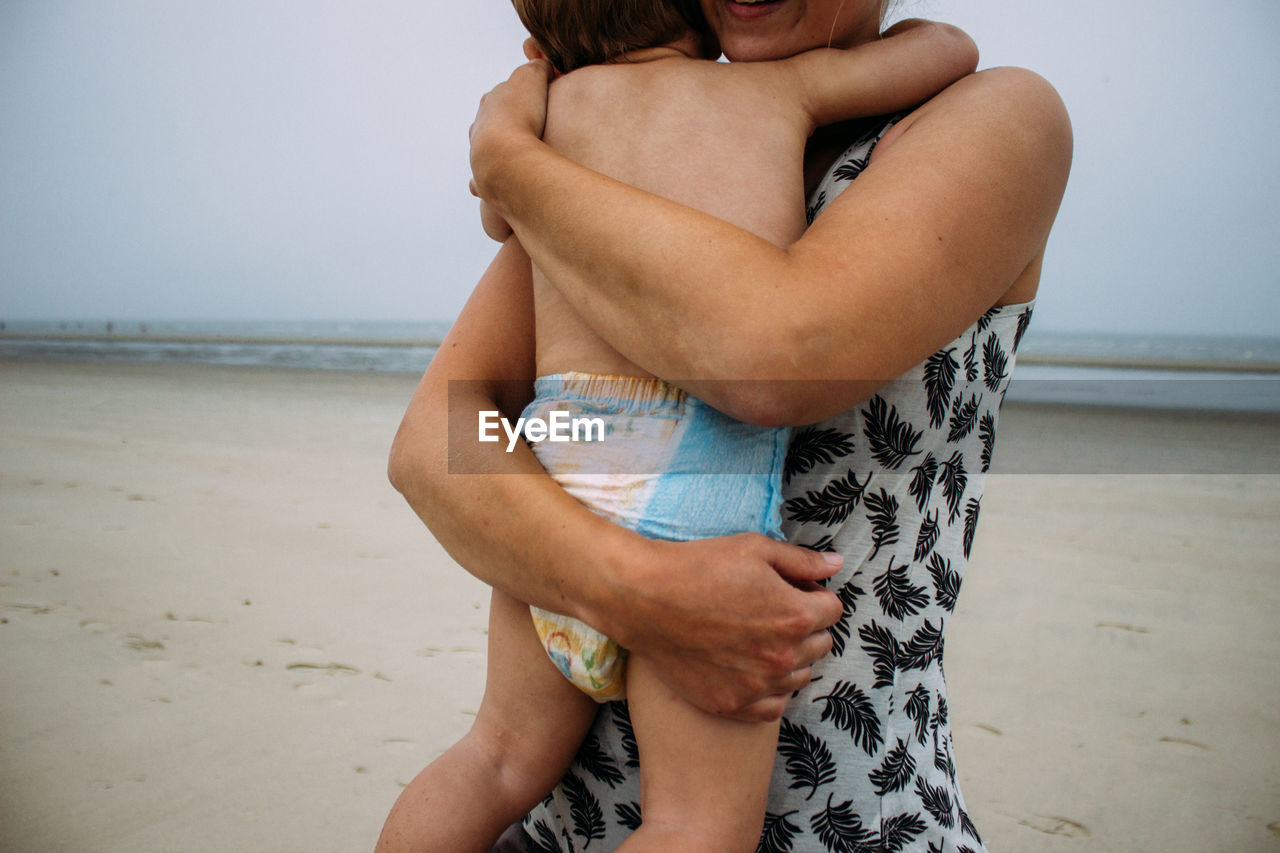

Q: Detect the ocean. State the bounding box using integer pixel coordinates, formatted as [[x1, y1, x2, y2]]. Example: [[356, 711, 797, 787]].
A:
[[2, 319, 1278, 413], [0, 319, 449, 376]]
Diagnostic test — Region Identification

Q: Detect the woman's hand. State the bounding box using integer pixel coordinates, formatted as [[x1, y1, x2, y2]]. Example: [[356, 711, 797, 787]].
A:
[[468, 57, 555, 204], [603, 534, 845, 721]]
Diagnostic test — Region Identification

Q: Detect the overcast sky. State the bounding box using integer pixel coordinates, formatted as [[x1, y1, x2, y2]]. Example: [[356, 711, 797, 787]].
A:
[[1, 0, 1277, 336]]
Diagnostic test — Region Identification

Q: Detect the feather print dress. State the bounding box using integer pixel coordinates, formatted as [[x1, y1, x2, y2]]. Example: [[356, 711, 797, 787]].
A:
[[522, 117, 1035, 853]]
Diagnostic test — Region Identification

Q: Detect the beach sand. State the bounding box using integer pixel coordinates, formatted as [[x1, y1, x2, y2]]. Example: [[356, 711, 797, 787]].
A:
[[1, 359, 1277, 851]]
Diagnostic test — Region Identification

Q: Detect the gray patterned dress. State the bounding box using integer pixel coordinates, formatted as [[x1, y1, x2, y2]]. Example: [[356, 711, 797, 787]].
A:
[[521, 117, 1035, 853]]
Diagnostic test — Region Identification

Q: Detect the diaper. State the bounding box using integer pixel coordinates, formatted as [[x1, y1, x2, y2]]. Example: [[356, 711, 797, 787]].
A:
[[522, 372, 789, 701]]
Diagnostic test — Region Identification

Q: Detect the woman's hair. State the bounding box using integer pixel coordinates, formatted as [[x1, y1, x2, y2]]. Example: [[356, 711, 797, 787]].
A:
[[511, 0, 715, 73]]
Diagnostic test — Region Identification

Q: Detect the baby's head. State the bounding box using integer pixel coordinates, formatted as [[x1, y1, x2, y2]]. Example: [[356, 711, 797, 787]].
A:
[[511, 0, 717, 73]]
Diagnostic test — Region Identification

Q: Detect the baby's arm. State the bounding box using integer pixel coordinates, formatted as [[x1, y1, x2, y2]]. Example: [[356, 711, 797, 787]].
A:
[[788, 19, 978, 128]]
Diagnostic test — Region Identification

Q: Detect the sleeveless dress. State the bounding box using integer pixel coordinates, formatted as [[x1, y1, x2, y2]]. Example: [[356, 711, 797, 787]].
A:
[[521, 117, 1035, 853]]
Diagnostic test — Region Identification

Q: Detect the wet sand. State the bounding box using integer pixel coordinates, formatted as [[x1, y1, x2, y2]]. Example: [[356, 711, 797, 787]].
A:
[[1, 359, 1277, 851]]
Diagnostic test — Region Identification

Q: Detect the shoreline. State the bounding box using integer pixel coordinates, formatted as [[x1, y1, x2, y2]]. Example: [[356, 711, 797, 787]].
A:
[[4, 332, 1280, 374], [2, 359, 1277, 851], [1014, 351, 1280, 374], [0, 331, 447, 349]]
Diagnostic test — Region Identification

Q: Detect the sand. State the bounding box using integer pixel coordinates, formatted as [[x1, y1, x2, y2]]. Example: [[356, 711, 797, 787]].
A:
[[1, 359, 1277, 852]]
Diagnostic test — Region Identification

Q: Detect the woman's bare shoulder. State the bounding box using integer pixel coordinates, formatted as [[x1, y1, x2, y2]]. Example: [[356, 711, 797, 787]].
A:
[[773, 66, 1071, 408], [877, 66, 1072, 169], [819, 65, 1071, 244]]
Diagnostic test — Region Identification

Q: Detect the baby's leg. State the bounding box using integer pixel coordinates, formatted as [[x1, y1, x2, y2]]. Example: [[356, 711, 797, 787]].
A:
[[616, 653, 780, 853], [374, 589, 598, 853]]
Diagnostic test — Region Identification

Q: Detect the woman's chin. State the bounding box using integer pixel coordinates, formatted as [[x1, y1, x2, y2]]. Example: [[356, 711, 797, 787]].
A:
[[708, 0, 797, 61], [708, 0, 883, 60], [720, 42, 782, 62], [717, 26, 800, 63]]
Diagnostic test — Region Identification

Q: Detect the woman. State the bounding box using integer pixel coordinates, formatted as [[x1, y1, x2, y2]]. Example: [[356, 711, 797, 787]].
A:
[[389, 0, 1070, 848]]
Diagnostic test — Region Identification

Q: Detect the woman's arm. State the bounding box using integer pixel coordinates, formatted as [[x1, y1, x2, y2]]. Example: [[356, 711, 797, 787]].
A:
[[388, 237, 844, 719], [471, 65, 1072, 426]]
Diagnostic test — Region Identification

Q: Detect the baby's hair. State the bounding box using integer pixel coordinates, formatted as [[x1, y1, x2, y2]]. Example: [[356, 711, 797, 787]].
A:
[[511, 0, 714, 73]]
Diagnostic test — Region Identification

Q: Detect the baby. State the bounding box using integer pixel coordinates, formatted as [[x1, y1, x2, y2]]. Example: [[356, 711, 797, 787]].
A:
[[376, 2, 976, 850]]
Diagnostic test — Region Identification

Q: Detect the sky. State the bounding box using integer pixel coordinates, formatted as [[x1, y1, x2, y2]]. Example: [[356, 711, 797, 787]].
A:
[[1, 0, 1277, 336]]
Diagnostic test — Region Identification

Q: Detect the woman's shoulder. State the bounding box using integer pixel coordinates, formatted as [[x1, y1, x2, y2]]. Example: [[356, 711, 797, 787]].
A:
[[956, 67, 1069, 134], [945, 65, 1065, 103], [813, 65, 1072, 247], [875, 66, 1072, 168], [911, 66, 1067, 122]]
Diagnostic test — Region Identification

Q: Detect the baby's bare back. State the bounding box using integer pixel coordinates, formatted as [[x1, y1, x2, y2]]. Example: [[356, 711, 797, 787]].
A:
[[533, 57, 812, 378]]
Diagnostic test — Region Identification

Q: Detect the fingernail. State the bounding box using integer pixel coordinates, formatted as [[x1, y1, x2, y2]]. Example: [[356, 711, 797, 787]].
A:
[[820, 552, 843, 568]]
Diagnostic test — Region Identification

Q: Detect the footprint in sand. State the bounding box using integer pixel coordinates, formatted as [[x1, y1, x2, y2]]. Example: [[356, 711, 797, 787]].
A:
[[164, 612, 215, 624], [286, 662, 361, 675], [291, 680, 349, 706], [1158, 736, 1208, 750], [4, 602, 55, 616], [1095, 621, 1151, 633], [1013, 814, 1091, 838], [123, 634, 165, 652]]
